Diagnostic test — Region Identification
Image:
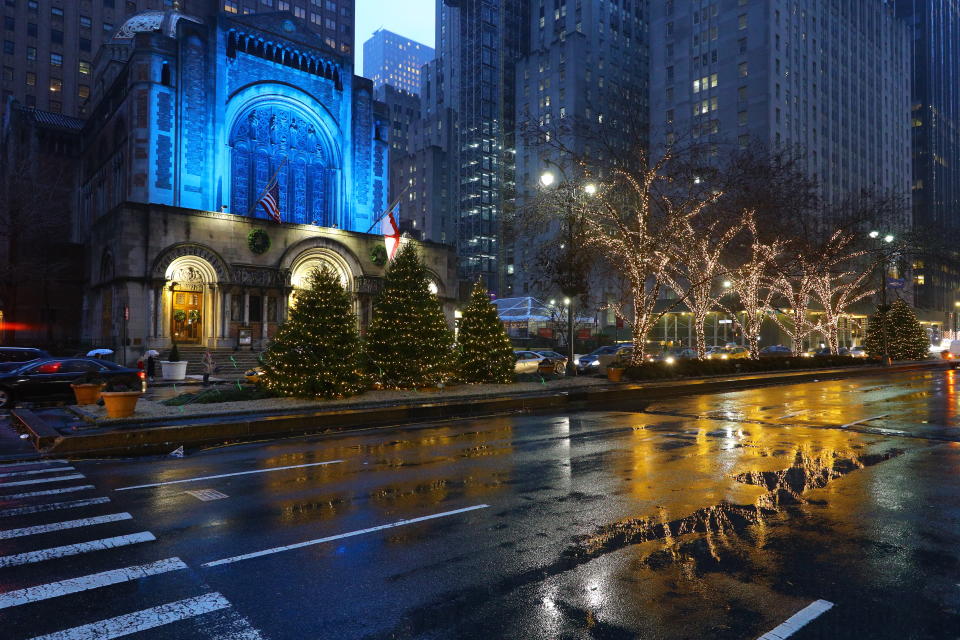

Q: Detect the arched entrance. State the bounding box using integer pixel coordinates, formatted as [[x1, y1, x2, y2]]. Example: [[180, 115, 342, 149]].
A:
[[164, 256, 219, 346]]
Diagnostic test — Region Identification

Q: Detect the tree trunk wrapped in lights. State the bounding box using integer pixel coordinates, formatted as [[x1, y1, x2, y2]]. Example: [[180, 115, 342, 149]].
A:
[[771, 261, 819, 356], [456, 278, 515, 383], [366, 242, 454, 388], [725, 211, 783, 359], [262, 266, 365, 398]]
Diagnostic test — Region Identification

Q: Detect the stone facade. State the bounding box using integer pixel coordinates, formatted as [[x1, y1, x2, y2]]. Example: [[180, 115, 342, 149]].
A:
[[75, 8, 456, 357]]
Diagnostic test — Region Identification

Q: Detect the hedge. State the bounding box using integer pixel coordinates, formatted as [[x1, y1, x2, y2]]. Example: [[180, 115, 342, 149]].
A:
[[623, 356, 880, 381]]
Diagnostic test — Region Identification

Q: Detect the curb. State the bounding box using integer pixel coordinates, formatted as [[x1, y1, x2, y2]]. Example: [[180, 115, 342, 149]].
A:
[[10, 361, 946, 458]]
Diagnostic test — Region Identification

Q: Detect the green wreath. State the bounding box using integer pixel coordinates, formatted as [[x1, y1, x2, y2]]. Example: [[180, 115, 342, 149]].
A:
[[370, 243, 388, 266], [247, 228, 271, 255]]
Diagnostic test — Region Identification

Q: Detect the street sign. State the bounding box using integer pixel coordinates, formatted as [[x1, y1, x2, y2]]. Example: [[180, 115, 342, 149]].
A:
[[718, 319, 733, 325], [886, 277, 906, 290]]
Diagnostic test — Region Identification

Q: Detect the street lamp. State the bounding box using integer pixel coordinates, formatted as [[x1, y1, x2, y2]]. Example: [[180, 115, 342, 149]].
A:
[[869, 230, 895, 365], [539, 162, 595, 377]]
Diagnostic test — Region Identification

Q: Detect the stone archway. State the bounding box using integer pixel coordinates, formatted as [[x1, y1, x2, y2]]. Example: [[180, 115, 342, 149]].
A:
[[149, 246, 228, 348]]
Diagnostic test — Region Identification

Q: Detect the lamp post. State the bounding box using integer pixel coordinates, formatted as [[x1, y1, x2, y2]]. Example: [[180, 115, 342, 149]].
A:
[[540, 166, 595, 377], [869, 230, 895, 365]]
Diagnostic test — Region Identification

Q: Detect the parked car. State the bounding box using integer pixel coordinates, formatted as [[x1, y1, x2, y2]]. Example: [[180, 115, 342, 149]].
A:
[[0, 347, 52, 374], [849, 346, 868, 358], [725, 346, 751, 359], [0, 358, 145, 409], [514, 350, 547, 374], [577, 345, 622, 373], [759, 345, 793, 358], [705, 346, 729, 360], [533, 350, 568, 374]]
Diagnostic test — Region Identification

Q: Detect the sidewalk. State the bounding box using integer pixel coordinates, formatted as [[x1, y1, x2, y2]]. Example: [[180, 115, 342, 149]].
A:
[[8, 361, 947, 459]]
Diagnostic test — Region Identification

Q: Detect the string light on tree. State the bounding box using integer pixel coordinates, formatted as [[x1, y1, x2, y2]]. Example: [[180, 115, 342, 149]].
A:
[[455, 278, 515, 383]]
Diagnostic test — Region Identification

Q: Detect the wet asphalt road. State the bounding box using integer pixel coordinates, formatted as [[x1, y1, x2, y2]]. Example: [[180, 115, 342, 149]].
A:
[[1, 370, 960, 639]]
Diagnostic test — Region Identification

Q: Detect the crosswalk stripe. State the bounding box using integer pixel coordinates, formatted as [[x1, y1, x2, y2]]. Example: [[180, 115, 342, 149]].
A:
[[0, 497, 109, 518], [0, 474, 85, 488], [0, 532, 155, 568], [0, 513, 132, 540], [0, 557, 188, 610], [27, 592, 236, 640], [0, 466, 75, 479], [0, 485, 96, 500], [0, 459, 68, 469]]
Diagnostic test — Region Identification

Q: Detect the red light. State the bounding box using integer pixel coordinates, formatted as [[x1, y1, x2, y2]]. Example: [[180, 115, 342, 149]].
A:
[[37, 362, 62, 373], [138, 371, 146, 380]]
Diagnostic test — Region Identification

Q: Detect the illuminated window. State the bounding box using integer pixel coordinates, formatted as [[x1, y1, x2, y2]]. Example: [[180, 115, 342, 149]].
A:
[[50, 78, 61, 92]]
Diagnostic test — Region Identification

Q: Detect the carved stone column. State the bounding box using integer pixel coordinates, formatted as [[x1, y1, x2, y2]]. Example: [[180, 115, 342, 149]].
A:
[[221, 290, 231, 340], [243, 290, 250, 325], [261, 291, 269, 340], [154, 286, 165, 339]]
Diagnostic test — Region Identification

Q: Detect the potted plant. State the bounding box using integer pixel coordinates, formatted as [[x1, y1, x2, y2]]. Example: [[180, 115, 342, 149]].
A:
[[606, 364, 626, 382], [160, 341, 188, 381], [70, 371, 105, 405], [100, 378, 142, 419]]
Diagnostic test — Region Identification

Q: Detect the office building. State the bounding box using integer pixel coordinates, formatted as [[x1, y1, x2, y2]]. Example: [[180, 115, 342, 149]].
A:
[[362, 28, 433, 96], [649, 0, 912, 214], [217, 0, 354, 55], [437, 0, 531, 294], [896, 0, 960, 314], [513, 0, 649, 298]]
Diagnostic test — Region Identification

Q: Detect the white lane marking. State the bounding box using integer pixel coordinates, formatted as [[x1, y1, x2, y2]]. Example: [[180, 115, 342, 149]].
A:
[[26, 592, 237, 640], [839, 414, 889, 429], [0, 531, 155, 568], [0, 459, 68, 469], [114, 459, 344, 491], [185, 489, 229, 501], [0, 466, 75, 479], [203, 504, 490, 568], [0, 557, 188, 610], [0, 474, 85, 488], [756, 599, 834, 640], [0, 512, 132, 539], [0, 497, 110, 518], [0, 485, 95, 500]]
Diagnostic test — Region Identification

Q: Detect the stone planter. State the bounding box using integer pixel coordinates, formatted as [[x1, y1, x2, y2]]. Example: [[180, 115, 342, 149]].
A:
[[100, 391, 142, 419], [160, 360, 188, 381], [70, 383, 103, 406], [606, 367, 625, 382]]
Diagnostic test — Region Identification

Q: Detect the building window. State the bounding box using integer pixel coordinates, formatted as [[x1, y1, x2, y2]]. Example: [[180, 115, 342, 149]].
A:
[[2, 40, 13, 55], [80, 38, 91, 52], [80, 16, 92, 29], [26, 46, 36, 60], [3, 16, 13, 30], [738, 61, 748, 77], [49, 78, 62, 92], [79, 60, 91, 75], [49, 100, 61, 113], [79, 84, 90, 98], [26, 71, 36, 86], [223, 1, 238, 12], [51, 29, 63, 44], [51, 7, 63, 17], [293, 6, 305, 18], [50, 52, 62, 67], [1, 65, 10, 81], [738, 14, 746, 29], [103, 22, 113, 32]]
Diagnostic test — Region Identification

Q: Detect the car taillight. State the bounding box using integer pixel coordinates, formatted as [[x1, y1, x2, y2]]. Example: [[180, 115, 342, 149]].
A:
[[138, 371, 146, 379]]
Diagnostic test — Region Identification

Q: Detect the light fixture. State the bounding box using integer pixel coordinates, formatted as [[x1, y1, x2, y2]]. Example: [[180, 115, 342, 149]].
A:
[[584, 183, 597, 195], [722, 280, 732, 288], [563, 297, 571, 306], [869, 230, 880, 239], [884, 234, 894, 243], [540, 171, 555, 187]]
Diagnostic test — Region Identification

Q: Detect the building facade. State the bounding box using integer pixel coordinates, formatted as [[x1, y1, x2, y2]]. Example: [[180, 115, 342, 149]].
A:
[[649, 0, 913, 214], [512, 0, 649, 301], [362, 28, 434, 97], [896, 0, 960, 315], [74, 7, 456, 356], [215, 0, 354, 56], [438, 0, 530, 294]]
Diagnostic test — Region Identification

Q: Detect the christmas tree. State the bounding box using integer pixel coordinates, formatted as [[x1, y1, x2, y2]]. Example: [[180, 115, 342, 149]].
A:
[[456, 278, 515, 383], [886, 298, 930, 360], [863, 305, 889, 358], [262, 266, 365, 398], [366, 242, 454, 388]]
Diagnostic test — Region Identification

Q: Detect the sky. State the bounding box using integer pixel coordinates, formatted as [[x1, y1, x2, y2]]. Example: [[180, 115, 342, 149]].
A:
[[355, 0, 436, 73]]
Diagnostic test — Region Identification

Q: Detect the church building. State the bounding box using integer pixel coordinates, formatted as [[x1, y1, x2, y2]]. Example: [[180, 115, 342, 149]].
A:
[[76, 7, 457, 357]]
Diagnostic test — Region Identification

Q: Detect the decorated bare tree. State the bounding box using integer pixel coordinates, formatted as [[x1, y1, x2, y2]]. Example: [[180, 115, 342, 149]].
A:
[[724, 211, 783, 358]]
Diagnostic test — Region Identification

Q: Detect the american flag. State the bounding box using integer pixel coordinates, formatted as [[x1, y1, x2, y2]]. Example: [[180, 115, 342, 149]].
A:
[[257, 176, 281, 223]]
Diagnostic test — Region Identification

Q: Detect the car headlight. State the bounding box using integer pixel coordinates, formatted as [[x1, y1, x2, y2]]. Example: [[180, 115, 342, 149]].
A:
[[589, 361, 599, 367], [665, 356, 675, 364], [721, 354, 729, 360]]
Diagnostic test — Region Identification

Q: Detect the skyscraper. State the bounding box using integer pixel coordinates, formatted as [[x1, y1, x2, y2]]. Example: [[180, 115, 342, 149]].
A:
[[513, 0, 649, 298], [649, 0, 912, 213], [438, 0, 531, 294], [362, 28, 434, 96], [896, 0, 960, 314], [217, 0, 354, 56]]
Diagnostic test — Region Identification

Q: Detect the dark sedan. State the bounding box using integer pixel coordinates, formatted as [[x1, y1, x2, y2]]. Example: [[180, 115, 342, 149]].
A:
[[0, 347, 51, 373], [0, 358, 145, 408]]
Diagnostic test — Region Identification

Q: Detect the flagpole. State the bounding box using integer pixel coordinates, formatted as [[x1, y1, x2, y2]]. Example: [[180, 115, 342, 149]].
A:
[[365, 185, 410, 234], [246, 157, 288, 218]]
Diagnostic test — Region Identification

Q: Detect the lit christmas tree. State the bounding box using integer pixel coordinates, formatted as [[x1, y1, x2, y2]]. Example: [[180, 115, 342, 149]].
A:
[[863, 305, 889, 358], [456, 278, 515, 383], [262, 267, 365, 398], [366, 242, 454, 388], [885, 298, 930, 360]]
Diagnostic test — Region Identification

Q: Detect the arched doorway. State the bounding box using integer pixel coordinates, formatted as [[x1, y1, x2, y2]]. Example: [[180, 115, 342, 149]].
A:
[[165, 257, 219, 345]]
